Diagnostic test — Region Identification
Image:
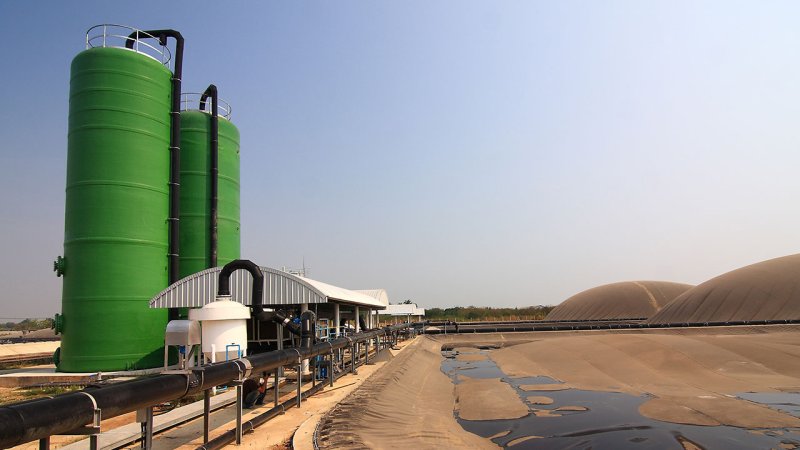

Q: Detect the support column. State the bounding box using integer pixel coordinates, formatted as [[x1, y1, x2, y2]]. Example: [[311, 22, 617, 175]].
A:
[[297, 362, 303, 407], [300, 303, 310, 375], [351, 343, 357, 374], [274, 369, 280, 407], [235, 383, 243, 445], [355, 306, 360, 333], [276, 323, 284, 379], [203, 389, 210, 444], [334, 303, 341, 337], [329, 351, 335, 387]]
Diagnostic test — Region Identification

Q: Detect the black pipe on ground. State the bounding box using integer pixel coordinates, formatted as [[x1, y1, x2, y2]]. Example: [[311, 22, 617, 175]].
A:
[[0, 324, 413, 448], [425, 318, 647, 327], [199, 84, 219, 268], [423, 319, 800, 335]]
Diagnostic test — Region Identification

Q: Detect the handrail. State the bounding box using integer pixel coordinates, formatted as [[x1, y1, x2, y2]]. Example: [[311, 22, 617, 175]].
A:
[[181, 93, 233, 119], [85, 24, 172, 66]]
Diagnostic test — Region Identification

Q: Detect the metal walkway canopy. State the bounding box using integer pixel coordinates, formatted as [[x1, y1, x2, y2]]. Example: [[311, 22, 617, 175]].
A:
[[381, 303, 426, 317], [149, 266, 387, 309]]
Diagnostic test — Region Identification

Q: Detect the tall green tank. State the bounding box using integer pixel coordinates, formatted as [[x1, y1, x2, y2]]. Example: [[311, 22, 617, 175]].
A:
[[179, 108, 241, 277], [54, 46, 171, 372]]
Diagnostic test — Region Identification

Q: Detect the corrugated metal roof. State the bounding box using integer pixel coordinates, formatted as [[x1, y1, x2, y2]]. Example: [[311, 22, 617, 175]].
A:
[[354, 289, 390, 306], [149, 266, 386, 309], [381, 303, 425, 316]]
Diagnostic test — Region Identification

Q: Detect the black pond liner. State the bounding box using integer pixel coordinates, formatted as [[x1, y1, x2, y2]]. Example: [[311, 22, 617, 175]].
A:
[[737, 392, 800, 419], [441, 349, 800, 449]]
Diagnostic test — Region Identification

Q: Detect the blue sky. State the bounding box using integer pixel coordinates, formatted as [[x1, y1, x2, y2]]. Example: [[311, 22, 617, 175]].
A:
[[2, 1, 800, 317]]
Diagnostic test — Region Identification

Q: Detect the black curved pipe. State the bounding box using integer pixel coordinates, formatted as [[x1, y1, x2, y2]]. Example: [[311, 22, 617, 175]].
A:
[[199, 85, 219, 268], [261, 309, 301, 337], [217, 259, 266, 319], [126, 29, 185, 320]]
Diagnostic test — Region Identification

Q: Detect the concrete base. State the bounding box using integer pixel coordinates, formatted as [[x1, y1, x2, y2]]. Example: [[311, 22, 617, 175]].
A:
[[0, 365, 173, 388]]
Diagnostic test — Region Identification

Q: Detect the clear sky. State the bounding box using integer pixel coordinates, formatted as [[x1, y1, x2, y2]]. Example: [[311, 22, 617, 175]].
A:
[[1, 1, 799, 318]]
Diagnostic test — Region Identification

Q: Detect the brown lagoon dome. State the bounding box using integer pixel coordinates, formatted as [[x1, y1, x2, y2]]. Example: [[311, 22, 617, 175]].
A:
[[546, 281, 693, 321], [648, 253, 800, 324]]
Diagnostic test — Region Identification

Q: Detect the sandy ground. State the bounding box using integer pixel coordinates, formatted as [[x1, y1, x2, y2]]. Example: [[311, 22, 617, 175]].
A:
[[317, 337, 499, 449], [318, 325, 800, 449], [0, 341, 59, 357], [456, 378, 528, 420]]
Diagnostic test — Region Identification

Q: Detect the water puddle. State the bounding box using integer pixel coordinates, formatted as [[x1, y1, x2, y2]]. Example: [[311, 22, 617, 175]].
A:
[[738, 392, 800, 419], [441, 350, 506, 382], [441, 348, 800, 449]]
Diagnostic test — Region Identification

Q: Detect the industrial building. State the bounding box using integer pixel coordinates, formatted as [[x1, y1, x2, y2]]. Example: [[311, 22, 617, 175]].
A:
[[149, 265, 391, 356], [379, 303, 426, 324]]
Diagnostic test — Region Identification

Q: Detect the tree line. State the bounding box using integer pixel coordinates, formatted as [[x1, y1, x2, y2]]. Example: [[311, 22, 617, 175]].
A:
[[0, 318, 54, 331], [425, 305, 554, 322]]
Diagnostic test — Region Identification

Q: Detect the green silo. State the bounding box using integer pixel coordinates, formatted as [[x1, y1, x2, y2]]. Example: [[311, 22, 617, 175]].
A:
[[179, 100, 241, 277], [54, 44, 172, 372]]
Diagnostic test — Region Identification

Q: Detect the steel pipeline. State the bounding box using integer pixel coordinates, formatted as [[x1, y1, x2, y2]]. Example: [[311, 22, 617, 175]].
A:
[[0, 324, 412, 448]]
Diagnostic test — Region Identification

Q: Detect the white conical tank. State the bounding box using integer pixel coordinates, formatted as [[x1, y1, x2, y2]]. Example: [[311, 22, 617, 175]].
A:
[[189, 298, 249, 362]]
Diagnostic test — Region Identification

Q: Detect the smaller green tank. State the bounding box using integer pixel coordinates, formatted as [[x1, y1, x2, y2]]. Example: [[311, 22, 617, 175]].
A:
[[179, 106, 241, 278]]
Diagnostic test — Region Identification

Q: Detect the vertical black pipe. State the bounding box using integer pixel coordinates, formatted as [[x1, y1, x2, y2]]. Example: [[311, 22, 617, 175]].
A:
[[199, 85, 218, 268], [126, 29, 185, 320], [300, 310, 316, 348]]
